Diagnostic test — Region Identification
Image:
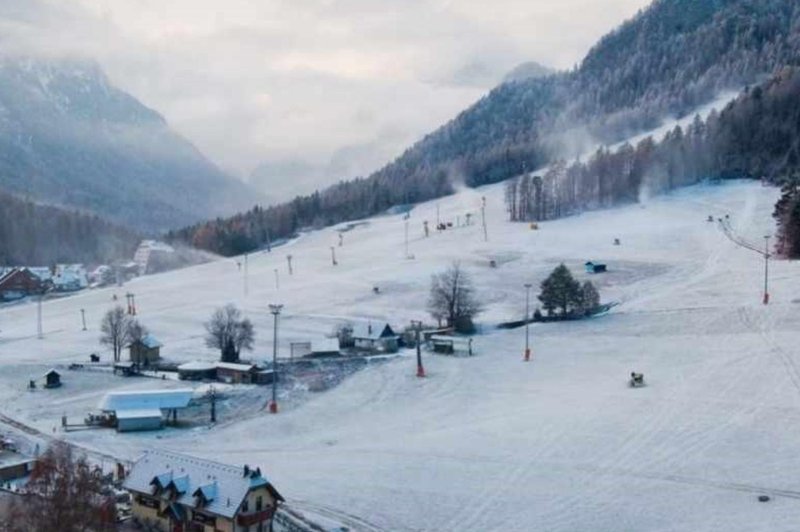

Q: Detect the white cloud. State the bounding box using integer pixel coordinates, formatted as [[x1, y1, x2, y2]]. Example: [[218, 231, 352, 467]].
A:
[[0, 0, 650, 198]]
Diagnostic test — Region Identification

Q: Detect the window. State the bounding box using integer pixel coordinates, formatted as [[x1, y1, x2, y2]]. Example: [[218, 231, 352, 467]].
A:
[[256, 496, 263, 511], [242, 499, 249, 512]]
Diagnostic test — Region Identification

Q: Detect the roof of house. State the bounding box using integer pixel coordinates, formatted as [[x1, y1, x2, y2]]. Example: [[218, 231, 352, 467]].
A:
[[43, 369, 60, 378], [351, 323, 397, 341], [216, 362, 256, 372], [0, 450, 36, 470], [131, 334, 162, 349], [0, 267, 40, 287], [123, 449, 283, 519], [178, 361, 218, 372], [99, 389, 193, 412]]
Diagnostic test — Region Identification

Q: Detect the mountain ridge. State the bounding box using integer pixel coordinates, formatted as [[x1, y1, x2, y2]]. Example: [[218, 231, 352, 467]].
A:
[[0, 56, 262, 233]]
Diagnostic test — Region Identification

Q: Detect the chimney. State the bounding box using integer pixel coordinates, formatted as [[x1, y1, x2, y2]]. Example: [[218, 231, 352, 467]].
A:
[[243, 465, 249, 477], [368, 323, 372, 335]]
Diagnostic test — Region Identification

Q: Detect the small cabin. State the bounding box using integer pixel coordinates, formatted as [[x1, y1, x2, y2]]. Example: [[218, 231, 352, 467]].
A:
[[43, 369, 61, 389], [585, 262, 607, 274], [216, 362, 259, 384], [350, 323, 399, 353], [129, 335, 162, 367]]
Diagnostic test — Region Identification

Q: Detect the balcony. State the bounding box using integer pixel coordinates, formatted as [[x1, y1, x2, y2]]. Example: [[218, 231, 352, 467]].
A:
[[237, 508, 273, 527]]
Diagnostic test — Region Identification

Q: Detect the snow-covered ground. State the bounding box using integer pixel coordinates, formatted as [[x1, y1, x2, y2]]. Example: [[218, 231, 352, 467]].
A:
[[2, 177, 800, 531]]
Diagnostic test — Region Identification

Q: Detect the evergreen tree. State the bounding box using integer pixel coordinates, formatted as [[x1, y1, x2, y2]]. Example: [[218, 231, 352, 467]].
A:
[[538, 264, 582, 317]]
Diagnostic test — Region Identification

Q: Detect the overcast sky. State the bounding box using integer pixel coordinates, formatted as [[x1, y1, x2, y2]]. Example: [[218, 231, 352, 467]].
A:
[[1, 0, 650, 198]]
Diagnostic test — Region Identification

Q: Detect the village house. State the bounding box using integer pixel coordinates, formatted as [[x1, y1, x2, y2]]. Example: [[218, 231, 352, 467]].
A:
[[0, 268, 43, 301], [129, 334, 163, 367], [0, 438, 36, 487], [52, 264, 88, 292], [124, 449, 284, 532], [348, 323, 399, 353]]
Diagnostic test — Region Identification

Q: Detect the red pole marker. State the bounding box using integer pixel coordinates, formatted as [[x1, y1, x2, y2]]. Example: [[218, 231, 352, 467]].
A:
[[269, 401, 278, 414], [524, 348, 531, 362]]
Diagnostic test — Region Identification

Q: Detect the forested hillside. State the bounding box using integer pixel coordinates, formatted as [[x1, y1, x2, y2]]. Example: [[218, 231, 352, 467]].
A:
[[0, 190, 138, 265], [505, 67, 800, 256], [0, 58, 260, 232], [169, 0, 800, 256]]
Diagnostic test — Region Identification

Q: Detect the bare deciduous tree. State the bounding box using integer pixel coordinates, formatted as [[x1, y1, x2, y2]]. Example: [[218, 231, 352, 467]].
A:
[[7, 443, 116, 532], [99, 306, 132, 362], [428, 262, 483, 333], [204, 304, 255, 363]]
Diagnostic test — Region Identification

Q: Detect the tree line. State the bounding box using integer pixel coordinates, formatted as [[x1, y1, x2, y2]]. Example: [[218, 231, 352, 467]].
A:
[[0, 189, 139, 266], [506, 66, 800, 257]]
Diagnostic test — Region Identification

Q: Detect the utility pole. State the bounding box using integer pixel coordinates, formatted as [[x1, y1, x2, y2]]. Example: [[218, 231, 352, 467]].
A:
[[481, 196, 488, 242], [274, 268, 279, 290], [266, 229, 272, 252], [37, 292, 43, 339], [330, 246, 338, 266], [268, 304, 283, 413], [412, 320, 425, 377], [404, 214, 410, 258], [524, 284, 532, 361], [80, 309, 87, 331], [286, 255, 293, 276], [338, 232, 344, 247], [209, 386, 216, 423], [764, 235, 771, 305]]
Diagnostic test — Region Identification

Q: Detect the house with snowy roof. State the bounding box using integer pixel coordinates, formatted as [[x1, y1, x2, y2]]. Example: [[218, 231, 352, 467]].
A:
[[128, 334, 163, 367], [124, 449, 284, 532], [349, 322, 399, 353], [0, 268, 44, 301]]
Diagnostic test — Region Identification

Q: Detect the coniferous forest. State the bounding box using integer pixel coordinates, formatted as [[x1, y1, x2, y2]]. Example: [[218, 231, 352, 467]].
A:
[[0, 190, 139, 265]]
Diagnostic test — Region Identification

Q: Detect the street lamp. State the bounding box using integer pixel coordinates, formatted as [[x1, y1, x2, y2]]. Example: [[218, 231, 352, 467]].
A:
[[524, 283, 532, 361], [268, 304, 283, 413], [80, 309, 87, 331], [411, 320, 425, 378]]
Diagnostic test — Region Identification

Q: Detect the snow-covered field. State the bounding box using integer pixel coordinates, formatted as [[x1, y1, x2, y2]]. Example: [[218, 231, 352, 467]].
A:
[[2, 178, 800, 531]]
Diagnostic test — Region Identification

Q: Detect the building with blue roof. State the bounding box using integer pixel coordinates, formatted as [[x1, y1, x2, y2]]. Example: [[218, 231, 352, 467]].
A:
[[124, 449, 284, 531], [128, 334, 163, 367]]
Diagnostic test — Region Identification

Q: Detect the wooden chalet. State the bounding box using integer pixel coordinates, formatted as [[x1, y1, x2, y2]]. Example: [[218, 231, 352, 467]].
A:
[[0, 268, 43, 301]]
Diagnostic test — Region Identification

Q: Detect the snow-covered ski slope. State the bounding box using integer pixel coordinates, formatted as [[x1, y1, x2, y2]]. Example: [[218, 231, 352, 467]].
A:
[[2, 177, 800, 531]]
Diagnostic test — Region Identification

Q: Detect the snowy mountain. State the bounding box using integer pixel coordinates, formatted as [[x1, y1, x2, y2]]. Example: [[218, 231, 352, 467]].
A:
[[172, 0, 800, 257], [0, 57, 262, 232]]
